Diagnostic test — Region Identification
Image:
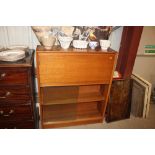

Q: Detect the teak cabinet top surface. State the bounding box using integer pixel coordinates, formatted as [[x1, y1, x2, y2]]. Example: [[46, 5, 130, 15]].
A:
[[36, 45, 117, 54], [36, 46, 117, 87]]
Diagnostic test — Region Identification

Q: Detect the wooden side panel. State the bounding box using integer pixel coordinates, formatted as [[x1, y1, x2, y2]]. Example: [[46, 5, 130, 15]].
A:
[[106, 79, 132, 122], [38, 53, 115, 86]]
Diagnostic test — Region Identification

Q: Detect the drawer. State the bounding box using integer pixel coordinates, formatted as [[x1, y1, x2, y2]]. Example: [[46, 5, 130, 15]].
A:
[[0, 86, 30, 104], [0, 68, 28, 85], [0, 100, 32, 107], [0, 120, 35, 129], [0, 105, 33, 121], [38, 53, 116, 86]]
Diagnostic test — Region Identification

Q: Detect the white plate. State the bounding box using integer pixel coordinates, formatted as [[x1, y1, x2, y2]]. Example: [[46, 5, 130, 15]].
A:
[[0, 50, 25, 62], [7, 45, 28, 51]]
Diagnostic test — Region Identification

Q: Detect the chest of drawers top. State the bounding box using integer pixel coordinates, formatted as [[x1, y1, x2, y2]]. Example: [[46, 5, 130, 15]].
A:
[[0, 49, 34, 68], [0, 50, 34, 85]]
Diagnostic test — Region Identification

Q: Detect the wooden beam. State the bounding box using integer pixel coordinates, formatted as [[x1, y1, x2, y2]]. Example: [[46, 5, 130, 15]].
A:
[[116, 26, 143, 79]]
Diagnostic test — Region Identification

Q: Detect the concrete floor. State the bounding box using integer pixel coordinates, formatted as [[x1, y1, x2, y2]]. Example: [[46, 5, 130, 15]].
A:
[[63, 104, 155, 129]]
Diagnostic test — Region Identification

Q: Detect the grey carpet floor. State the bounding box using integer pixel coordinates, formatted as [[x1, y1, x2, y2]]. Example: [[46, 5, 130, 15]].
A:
[[62, 104, 155, 129]]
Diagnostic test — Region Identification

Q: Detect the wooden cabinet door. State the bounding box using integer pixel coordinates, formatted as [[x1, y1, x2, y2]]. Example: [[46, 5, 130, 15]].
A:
[[37, 52, 116, 86]]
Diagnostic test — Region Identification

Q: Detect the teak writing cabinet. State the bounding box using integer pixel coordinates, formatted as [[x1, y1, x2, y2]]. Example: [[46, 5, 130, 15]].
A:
[[36, 46, 117, 128]]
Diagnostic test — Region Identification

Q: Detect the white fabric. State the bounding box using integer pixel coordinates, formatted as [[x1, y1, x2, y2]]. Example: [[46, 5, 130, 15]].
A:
[[0, 26, 40, 49]]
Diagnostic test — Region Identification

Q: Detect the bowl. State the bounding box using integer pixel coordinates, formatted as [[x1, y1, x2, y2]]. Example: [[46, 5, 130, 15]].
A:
[[35, 31, 50, 42], [73, 40, 88, 49], [58, 36, 73, 49], [41, 35, 56, 49], [32, 26, 52, 32], [100, 40, 111, 50], [89, 41, 98, 49]]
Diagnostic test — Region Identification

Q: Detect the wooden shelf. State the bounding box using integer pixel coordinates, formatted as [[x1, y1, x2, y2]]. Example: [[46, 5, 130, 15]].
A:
[[41, 85, 104, 105], [42, 102, 103, 128], [42, 92, 104, 105], [78, 92, 104, 103]]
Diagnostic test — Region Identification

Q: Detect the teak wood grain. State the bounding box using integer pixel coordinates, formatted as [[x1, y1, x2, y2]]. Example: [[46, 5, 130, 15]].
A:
[[38, 52, 115, 86]]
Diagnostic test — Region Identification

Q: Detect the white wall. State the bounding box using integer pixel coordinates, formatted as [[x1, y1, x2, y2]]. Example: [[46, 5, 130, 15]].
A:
[[133, 27, 155, 89], [109, 26, 123, 51]]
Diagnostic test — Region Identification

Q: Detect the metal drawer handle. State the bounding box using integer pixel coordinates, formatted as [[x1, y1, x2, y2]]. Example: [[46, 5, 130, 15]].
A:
[[0, 110, 4, 115], [0, 91, 11, 99], [0, 109, 14, 117], [9, 109, 14, 114], [0, 73, 6, 80]]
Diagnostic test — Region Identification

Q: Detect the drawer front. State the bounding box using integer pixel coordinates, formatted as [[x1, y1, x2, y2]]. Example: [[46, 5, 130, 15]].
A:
[[0, 100, 32, 107], [0, 68, 28, 85], [38, 53, 116, 86], [0, 105, 33, 121], [0, 120, 35, 129], [0, 86, 30, 103]]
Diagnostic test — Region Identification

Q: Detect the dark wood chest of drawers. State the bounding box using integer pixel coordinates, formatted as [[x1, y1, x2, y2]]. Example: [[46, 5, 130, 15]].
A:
[[0, 50, 36, 129]]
